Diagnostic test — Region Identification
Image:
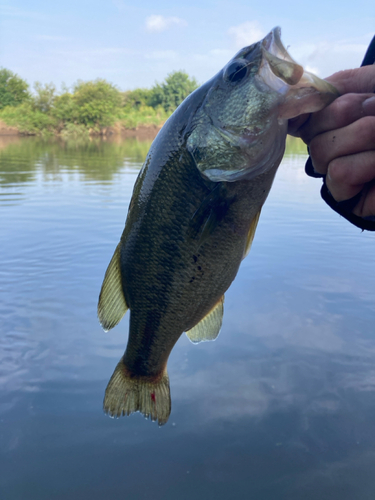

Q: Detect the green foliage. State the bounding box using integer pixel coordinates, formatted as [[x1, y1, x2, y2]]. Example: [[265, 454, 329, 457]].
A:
[[0, 68, 199, 135], [117, 104, 169, 129], [0, 68, 30, 109], [72, 79, 122, 130], [33, 82, 56, 113], [0, 101, 56, 135], [149, 71, 198, 112], [122, 88, 154, 109], [285, 136, 307, 156], [51, 92, 76, 127], [120, 72, 198, 114]]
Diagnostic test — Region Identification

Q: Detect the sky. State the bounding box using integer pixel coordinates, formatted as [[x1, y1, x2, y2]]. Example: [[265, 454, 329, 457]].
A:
[[0, 0, 373, 92]]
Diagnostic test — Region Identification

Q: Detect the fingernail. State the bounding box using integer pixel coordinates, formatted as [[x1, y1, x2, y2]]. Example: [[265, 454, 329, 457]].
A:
[[363, 96, 375, 115]]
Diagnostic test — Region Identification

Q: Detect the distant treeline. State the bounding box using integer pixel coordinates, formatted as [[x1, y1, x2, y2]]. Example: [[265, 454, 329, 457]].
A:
[[0, 68, 198, 137]]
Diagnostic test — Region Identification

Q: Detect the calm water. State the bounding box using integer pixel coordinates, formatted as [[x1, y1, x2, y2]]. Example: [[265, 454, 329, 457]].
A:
[[1, 135, 375, 499]]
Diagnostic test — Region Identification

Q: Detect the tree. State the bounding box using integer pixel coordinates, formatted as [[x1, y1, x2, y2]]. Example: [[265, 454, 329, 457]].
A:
[[0, 68, 30, 109], [33, 82, 56, 113], [72, 79, 122, 129], [122, 88, 154, 109], [51, 92, 77, 130], [149, 71, 198, 113]]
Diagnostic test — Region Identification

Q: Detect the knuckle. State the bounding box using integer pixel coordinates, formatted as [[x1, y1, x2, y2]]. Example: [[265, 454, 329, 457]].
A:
[[360, 66, 375, 93], [354, 116, 375, 142], [328, 158, 348, 185], [309, 136, 325, 162], [309, 137, 327, 173], [330, 94, 365, 124]]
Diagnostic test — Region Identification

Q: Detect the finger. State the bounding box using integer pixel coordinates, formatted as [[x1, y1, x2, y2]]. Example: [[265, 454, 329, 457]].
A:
[[325, 66, 375, 94], [309, 116, 375, 175], [363, 95, 375, 114], [326, 150, 375, 203], [287, 113, 310, 136], [299, 93, 375, 144], [353, 181, 375, 218], [289, 66, 375, 138]]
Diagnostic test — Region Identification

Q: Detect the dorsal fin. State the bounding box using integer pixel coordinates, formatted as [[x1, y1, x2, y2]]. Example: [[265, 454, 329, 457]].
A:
[[186, 296, 224, 344], [98, 242, 128, 331], [242, 209, 261, 259]]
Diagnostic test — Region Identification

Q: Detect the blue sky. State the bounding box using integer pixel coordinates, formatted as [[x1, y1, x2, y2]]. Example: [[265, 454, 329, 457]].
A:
[[0, 0, 373, 92]]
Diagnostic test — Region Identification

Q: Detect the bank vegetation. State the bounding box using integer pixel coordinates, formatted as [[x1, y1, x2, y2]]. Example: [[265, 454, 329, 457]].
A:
[[0, 68, 198, 137]]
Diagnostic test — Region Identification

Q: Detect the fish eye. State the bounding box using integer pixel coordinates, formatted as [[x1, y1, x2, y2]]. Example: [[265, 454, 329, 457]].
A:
[[224, 60, 248, 83]]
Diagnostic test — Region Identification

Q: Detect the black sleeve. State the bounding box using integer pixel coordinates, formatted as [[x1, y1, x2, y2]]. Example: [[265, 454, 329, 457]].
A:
[[305, 34, 375, 231]]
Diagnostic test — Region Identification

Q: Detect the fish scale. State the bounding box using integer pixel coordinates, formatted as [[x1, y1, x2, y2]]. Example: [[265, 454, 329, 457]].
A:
[[98, 27, 339, 424]]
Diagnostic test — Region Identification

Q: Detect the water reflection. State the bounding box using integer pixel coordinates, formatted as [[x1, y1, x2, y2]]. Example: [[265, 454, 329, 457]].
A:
[[0, 135, 150, 188], [1, 136, 375, 499]]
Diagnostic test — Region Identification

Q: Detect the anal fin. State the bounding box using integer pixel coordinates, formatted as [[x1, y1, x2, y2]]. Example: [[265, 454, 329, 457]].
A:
[[242, 209, 261, 259], [186, 296, 224, 344], [98, 242, 128, 331]]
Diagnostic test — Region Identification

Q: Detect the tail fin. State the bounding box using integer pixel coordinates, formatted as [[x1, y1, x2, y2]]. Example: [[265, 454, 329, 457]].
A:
[[103, 360, 171, 426]]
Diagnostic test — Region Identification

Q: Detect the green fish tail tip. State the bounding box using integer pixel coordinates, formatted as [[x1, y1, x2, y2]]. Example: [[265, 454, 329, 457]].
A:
[[103, 360, 171, 426]]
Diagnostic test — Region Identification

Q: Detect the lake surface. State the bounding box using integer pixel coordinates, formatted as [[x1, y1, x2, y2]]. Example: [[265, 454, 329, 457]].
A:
[[1, 135, 375, 500]]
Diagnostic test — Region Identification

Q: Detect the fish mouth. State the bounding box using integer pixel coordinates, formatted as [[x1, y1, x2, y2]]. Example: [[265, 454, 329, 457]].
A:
[[262, 27, 290, 60], [259, 27, 339, 119], [261, 27, 304, 86]]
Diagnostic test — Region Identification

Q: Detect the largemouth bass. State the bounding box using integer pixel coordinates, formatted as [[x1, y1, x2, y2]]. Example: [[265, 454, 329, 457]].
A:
[[98, 27, 338, 425]]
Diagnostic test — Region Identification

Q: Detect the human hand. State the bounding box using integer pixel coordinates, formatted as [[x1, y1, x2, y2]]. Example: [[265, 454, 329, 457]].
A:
[[288, 65, 375, 218]]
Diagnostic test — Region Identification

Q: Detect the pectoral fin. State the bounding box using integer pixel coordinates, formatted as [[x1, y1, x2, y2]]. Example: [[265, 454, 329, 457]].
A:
[[242, 209, 261, 259], [189, 184, 234, 247], [98, 242, 128, 331], [186, 296, 224, 344]]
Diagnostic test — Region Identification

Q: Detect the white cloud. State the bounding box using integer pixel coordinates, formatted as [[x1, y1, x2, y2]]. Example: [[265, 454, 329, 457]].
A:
[[228, 21, 265, 49], [145, 15, 186, 33], [291, 39, 369, 78], [304, 65, 320, 76]]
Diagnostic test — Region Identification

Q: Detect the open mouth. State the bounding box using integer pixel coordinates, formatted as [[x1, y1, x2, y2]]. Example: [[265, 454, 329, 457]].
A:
[[262, 27, 294, 63], [258, 27, 339, 117], [261, 27, 304, 86]]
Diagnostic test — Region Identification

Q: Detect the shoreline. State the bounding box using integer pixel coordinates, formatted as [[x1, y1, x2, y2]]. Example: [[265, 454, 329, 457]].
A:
[[0, 120, 163, 140], [0, 120, 20, 136], [109, 123, 163, 140]]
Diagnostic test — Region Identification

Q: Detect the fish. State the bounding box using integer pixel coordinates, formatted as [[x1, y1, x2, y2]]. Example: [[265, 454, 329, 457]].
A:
[[98, 27, 339, 425]]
